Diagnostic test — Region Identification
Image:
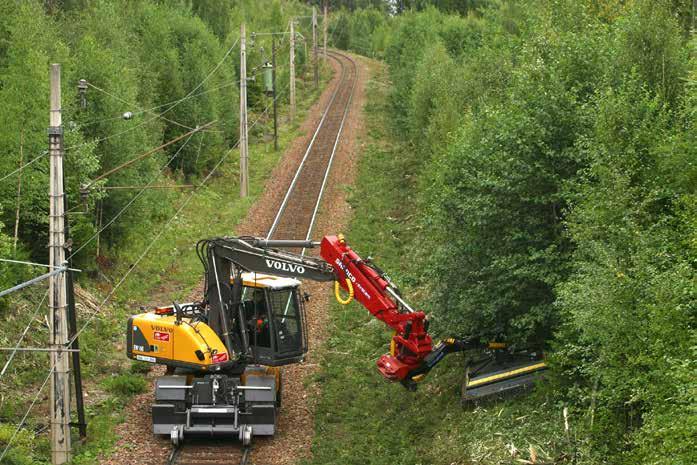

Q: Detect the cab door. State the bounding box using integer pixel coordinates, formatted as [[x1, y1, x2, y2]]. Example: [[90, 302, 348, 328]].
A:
[[268, 287, 307, 365], [240, 286, 273, 364]]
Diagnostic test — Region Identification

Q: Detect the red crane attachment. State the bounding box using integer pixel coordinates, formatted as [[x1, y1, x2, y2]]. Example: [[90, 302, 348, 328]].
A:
[[320, 235, 433, 381]]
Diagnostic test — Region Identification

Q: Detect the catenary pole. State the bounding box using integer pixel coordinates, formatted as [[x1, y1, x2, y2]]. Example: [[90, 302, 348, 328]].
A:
[[48, 63, 71, 465], [312, 6, 318, 88], [289, 19, 296, 123], [323, 2, 328, 61], [239, 23, 249, 197]]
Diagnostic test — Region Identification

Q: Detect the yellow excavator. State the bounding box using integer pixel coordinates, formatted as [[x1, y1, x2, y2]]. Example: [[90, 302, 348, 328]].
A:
[[127, 235, 546, 446]]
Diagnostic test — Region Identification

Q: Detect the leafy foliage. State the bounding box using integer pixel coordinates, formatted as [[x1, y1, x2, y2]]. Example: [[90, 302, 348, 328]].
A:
[[0, 0, 312, 277], [102, 373, 148, 396], [327, 0, 696, 463], [0, 423, 49, 465], [0, 1, 320, 461], [0, 211, 15, 292]]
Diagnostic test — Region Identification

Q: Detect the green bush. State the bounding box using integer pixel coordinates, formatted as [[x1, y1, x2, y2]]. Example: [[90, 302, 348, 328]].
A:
[[102, 374, 148, 396], [0, 218, 14, 291], [0, 423, 49, 465], [0, 0, 312, 278], [129, 360, 152, 374]]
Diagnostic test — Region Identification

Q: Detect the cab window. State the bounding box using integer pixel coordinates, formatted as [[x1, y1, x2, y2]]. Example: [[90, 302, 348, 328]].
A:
[[268, 289, 301, 354], [242, 287, 272, 348]]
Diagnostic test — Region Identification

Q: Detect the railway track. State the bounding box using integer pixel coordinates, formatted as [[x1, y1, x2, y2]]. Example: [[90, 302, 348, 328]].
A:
[[267, 50, 358, 243], [164, 49, 357, 465], [165, 442, 250, 465]]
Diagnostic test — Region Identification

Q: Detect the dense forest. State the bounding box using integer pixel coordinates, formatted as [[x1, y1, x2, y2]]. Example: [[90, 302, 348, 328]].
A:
[[0, 0, 312, 291], [325, 1, 695, 464]]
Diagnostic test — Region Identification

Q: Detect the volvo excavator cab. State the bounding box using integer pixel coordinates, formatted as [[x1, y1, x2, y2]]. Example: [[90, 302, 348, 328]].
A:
[[239, 273, 308, 366]]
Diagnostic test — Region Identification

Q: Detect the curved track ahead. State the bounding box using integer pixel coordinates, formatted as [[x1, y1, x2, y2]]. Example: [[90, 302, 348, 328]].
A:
[[267, 50, 358, 244], [167, 50, 358, 465]]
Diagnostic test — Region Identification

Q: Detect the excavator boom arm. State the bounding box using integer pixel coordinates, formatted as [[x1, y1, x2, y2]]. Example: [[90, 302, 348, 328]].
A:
[[201, 235, 440, 383], [206, 237, 336, 282], [319, 235, 434, 381], [198, 235, 547, 390]]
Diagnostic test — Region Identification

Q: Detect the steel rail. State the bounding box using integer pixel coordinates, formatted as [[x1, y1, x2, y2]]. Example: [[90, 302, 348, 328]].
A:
[[165, 444, 181, 465], [265, 52, 348, 239], [301, 50, 358, 255], [162, 50, 357, 465], [240, 446, 251, 465], [269, 49, 357, 327], [165, 443, 251, 465]]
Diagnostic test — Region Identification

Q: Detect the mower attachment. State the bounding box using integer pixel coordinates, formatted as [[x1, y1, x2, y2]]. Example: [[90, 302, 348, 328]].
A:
[[461, 351, 547, 404]]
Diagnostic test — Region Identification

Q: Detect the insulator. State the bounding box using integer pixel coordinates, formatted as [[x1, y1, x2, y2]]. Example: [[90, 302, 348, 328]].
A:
[[262, 62, 273, 95], [77, 79, 88, 109]]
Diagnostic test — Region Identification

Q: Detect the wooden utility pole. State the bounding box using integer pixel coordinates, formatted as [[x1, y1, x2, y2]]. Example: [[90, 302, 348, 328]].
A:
[[312, 6, 318, 88], [272, 35, 278, 151], [239, 23, 249, 197], [289, 19, 296, 123], [48, 63, 71, 465], [323, 3, 328, 61]]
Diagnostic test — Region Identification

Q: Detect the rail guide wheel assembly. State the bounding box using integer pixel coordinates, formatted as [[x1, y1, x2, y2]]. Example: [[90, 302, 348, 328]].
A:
[[170, 425, 183, 447], [240, 425, 253, 447]]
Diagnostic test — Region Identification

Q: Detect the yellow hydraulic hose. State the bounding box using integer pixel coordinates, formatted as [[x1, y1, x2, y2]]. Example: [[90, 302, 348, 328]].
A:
[[334, 278, 354, 305]]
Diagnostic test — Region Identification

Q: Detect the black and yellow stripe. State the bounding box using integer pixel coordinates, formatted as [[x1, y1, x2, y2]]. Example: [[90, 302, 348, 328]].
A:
[[467, 361, 547, 388]]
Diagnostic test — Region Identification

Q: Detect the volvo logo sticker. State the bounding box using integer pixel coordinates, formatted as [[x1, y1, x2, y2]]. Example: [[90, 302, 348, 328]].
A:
[[265, 259, 306, 274]]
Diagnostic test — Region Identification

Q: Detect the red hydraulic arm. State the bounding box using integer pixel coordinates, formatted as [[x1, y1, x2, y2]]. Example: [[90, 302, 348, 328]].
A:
[[319, 235, 433, 381], [205, 234, 478, 386]]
